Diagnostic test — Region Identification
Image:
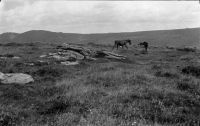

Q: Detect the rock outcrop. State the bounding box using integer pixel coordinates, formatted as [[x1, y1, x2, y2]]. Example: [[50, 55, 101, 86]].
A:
[[56, 43, 127, 60], [38, 44, 127, 66]]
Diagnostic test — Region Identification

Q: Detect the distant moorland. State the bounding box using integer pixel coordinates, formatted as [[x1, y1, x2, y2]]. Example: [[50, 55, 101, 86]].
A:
[[0, 27, 199, 47]]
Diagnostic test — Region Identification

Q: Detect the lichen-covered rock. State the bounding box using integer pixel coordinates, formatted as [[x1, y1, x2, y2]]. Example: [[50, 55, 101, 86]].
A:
[[0, 73, 34, 84]]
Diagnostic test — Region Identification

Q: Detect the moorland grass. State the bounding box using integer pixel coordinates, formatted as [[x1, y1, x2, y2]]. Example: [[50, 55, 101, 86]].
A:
[[0, 44, 200, 126]]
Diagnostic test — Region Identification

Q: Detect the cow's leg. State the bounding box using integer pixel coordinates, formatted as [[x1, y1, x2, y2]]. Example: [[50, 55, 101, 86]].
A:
[[125, 44, 128, 49], [112, 44, 116, 50], [145, 46, 148, 52]]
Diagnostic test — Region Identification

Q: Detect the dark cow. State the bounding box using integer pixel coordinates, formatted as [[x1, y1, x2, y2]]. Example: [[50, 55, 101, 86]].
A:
[[113, 39, 131, 50], [138, 41, 149, 52]]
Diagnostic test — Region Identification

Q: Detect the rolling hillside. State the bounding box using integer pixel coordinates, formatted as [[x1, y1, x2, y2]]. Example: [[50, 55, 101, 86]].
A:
[[0, 32, 19, 43], [0, 28, 199, 47]]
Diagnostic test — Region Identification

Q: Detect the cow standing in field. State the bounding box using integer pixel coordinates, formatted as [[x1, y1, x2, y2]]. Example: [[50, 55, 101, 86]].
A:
[[112, 39, 132, 50], [138, 41, 149, 52]]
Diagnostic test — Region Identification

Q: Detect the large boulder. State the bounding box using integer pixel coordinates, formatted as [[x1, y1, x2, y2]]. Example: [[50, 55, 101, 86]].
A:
[[0, 72, 34, 84]]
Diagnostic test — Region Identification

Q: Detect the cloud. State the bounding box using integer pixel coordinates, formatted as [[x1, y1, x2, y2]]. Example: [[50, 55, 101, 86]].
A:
[[2, 0, 37, 11], [0, 1, 199, 33], [3, 0, 24, 10]]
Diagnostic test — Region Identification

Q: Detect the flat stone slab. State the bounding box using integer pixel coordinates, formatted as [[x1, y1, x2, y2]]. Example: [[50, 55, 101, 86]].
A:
[[0, 72, 34, 84]]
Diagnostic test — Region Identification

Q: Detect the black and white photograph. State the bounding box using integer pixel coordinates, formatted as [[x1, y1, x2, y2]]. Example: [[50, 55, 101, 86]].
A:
[[0, 0, 200, 125]]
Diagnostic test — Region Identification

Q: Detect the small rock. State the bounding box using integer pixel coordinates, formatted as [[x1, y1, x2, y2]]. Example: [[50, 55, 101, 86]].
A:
[[61, 61, 79, 66], [13, 56, 20, 59], [35, 60, 49, 66], [0, 57, 7, 59], [24, 63, 34, 66], [40, 55, 47, 58], [143, 73, 155, 80], [49, 53, 57, 56], [0, 72, 5, 80]]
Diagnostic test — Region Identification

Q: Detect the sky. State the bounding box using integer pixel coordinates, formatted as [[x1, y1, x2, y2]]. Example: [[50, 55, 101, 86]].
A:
[[0, 0, 200, 34]]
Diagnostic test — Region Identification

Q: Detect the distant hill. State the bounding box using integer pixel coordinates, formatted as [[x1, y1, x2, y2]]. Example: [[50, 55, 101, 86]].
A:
[[0, 28, 199, 47], [0, 32, 19, 43]]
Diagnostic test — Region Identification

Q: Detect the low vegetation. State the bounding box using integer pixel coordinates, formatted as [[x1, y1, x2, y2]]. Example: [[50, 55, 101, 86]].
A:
[[182, 65, 200, 77], [176, 47, 196, 52], [0, 43, 200, 126]]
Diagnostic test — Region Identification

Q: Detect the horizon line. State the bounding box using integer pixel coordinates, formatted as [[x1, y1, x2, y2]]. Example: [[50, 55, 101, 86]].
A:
[[1, 26, 200, 35]]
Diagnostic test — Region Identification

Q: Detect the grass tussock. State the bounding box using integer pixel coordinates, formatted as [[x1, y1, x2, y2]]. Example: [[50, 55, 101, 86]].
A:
[[182, 65, 200, 77], [154, 69, 179, 79], [177, 77, 200, 95], [176, 47, 196, 52]]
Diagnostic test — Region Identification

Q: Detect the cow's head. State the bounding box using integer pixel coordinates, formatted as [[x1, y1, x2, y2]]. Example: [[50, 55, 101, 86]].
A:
[[127, 39, 131, 45]]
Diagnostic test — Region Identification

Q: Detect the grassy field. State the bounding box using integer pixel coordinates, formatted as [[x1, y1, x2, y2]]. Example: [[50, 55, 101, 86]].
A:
[[0, 43, 200, 126]]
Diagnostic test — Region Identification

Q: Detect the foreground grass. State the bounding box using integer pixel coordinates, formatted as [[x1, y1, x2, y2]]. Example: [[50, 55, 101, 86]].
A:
[[0, 43, 200, 126]]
